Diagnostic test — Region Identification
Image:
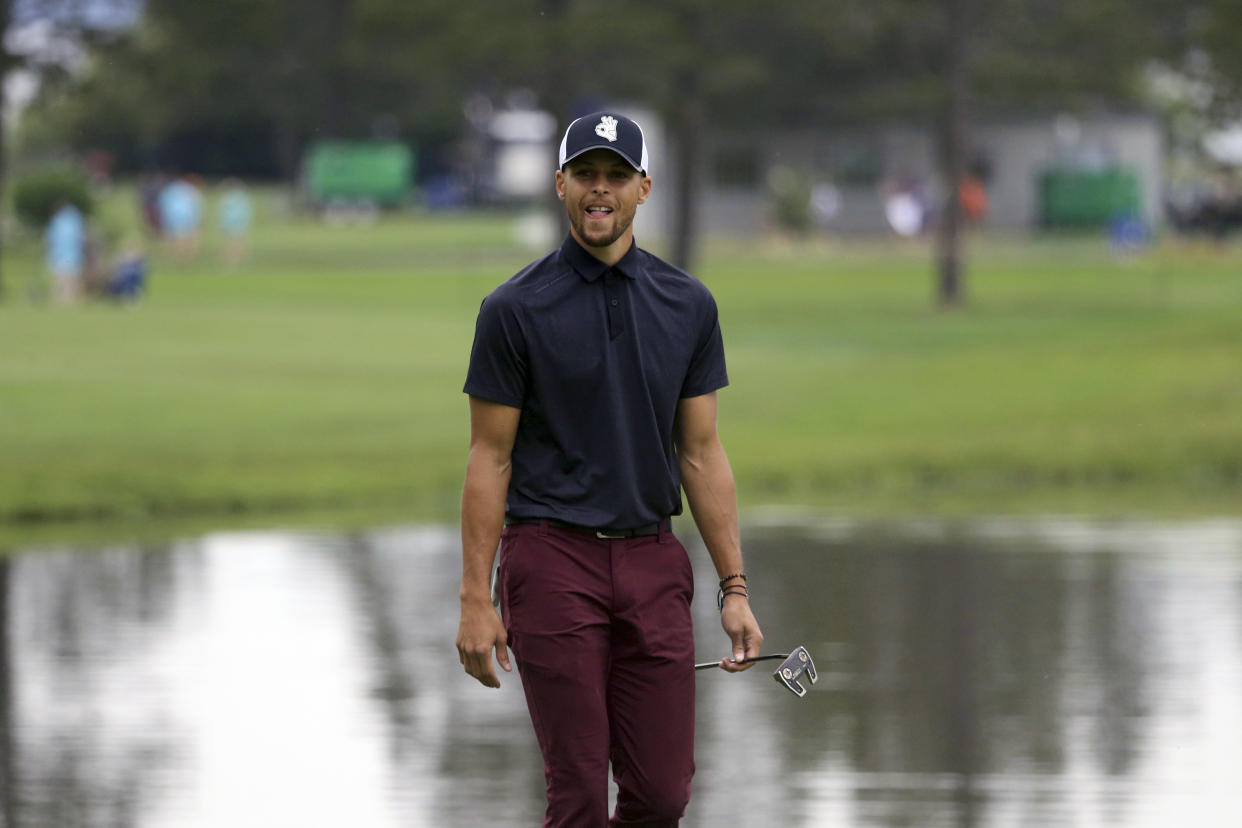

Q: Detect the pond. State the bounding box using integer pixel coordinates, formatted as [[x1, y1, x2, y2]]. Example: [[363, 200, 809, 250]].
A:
[[2, 516, 1240, 827]]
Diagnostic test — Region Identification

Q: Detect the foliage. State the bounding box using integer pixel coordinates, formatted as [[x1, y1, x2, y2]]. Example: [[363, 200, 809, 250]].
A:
[[10, 165, 92, 227], [1156, 0, 1242, 124], [8, 0, 1231, 297], [15, 0, 564, 176], [767, 167, 812, 235]]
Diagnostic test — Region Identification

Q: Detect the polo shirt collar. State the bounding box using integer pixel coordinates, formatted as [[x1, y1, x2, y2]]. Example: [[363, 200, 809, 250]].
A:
[[560, 234, 642, 282]]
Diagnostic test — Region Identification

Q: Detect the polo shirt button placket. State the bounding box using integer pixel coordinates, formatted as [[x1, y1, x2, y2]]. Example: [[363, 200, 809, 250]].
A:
[[605, 271, 626, 340]]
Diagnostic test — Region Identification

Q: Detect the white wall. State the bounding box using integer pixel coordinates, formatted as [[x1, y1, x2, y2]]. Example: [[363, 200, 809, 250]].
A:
[[693, 114, 1165, 234]]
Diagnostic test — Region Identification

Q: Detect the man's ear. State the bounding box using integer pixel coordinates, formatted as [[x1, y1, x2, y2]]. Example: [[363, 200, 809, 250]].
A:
[[555, 170, 566, 201], [637, 175, 652, 205]]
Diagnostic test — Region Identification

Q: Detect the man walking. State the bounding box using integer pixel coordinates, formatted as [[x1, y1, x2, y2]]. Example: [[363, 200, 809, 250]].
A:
[[456, 111, 763, 827]]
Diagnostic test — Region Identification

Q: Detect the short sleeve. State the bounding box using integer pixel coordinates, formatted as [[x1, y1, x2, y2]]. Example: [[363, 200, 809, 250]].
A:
[[680, 294, 729, 398], [463, 291, 528, 407]]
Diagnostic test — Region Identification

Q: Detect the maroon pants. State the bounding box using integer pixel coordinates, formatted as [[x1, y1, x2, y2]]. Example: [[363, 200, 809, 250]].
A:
[[498, 521, 696, 827]]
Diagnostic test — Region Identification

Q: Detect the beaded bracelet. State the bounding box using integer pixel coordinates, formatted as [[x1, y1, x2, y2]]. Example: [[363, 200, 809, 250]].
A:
[[716, 584, 749, 611], [718, 572, 747, 588]]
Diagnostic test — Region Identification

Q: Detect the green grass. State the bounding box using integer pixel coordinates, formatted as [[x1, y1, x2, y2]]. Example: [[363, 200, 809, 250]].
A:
[[2, 192, 1240, 543], [712, 238, 1242, 516]]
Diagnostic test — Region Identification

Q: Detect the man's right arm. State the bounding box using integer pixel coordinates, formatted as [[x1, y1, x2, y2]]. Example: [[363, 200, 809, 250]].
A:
[[456, 395, 522, 688]]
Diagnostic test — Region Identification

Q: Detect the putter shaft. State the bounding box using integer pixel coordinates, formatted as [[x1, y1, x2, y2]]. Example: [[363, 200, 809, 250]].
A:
[[694, 653, 789, 670]]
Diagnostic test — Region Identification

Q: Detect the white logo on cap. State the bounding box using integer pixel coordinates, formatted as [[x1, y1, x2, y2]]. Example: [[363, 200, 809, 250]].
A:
[[595, 115, 619, 142]]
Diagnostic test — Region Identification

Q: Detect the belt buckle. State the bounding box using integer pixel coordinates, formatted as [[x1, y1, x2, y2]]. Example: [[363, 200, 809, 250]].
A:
[[595, 529, 627, 539]]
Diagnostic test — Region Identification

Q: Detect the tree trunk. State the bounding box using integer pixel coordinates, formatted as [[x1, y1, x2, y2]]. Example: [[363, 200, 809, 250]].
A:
[[936, 0, 969, 308], [670, 69, 704, 273], [0, 0, 11, 303], [538, 0, 572, 241], [319, 0, 356, 138], [0, 88, 7, 305], [274, 117, 303, 189]]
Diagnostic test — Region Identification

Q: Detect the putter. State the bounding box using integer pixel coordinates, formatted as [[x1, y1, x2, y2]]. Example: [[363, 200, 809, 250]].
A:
[[695, 645, 818, 698]]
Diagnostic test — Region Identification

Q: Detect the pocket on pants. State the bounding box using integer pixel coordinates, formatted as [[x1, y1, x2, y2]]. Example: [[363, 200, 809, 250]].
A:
[[497, 524, 546, 630]]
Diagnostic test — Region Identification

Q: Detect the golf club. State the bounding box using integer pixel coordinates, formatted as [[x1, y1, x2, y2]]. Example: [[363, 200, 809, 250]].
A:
[[695, 644, 818, 698]]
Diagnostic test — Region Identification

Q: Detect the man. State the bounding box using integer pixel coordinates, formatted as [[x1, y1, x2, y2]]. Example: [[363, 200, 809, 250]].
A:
[[456, 111, 763, 827]]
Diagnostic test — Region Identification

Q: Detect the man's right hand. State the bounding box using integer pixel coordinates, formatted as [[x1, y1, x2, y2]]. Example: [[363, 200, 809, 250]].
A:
[[456, 598, 512, 688]]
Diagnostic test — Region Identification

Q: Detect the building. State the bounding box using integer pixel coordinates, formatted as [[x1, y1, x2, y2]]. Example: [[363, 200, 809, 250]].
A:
[[683, 112, 1164, 236]]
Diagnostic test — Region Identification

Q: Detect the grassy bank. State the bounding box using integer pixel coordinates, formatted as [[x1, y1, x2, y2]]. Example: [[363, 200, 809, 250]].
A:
[[2, 199, 1240, 543]]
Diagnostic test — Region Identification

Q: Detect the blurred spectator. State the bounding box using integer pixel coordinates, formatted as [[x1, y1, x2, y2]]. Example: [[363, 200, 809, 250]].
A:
[[810, 181, 842, 228], [1109, 214, 1150, 257], [45, 202, 86, 304], [884, 177, 926, 237], [138, 174, 166, 236], [959, 174, 989, 223], [217, 179, 253, 265], [83, 235, 148, 303], [424, 174, 468, 210], [86, 150, 115, 185], [1166, 170, 1242, 243], [101, 252, 148, 303], [159, 175, 203, 258], [81, 221, 106, 292]]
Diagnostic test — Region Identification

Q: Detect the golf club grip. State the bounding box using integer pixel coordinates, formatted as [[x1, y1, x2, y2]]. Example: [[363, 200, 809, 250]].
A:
[[694, 653, 789, 670]]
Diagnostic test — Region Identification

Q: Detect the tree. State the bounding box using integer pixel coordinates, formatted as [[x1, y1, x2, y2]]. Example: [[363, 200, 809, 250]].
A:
[[809, 0, 1180, 307], [1165, 1, 1242, 122], [12, 0, 1199, 298], [582, 0, 856, 271], [515, 0, 1179, 286], [0, 0, 15, 301], [2, 0, 142, 300], [20, 0, 578, 179]]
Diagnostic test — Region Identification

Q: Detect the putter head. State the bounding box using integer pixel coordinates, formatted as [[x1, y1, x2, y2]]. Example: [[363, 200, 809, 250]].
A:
[[772, 646, 817, 698]]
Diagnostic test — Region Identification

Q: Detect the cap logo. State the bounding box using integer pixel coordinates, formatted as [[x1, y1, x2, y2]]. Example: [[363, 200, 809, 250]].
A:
[[595, 115, 619, 142]]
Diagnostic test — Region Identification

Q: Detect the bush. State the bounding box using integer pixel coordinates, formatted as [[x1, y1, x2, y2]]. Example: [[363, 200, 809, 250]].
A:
[[768, 166, 812, 235], [12, 166, 93, 228]]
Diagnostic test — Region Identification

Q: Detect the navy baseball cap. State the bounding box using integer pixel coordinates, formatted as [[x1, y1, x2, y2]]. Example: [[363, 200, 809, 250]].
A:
[[558, 112, 649, 175]]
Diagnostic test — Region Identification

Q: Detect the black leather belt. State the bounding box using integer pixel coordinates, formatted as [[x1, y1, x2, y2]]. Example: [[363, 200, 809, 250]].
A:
[[505, 516, 670, 540]]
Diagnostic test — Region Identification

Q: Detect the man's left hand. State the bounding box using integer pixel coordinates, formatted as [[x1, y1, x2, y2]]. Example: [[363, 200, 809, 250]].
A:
[[717, 597, 763, 672]]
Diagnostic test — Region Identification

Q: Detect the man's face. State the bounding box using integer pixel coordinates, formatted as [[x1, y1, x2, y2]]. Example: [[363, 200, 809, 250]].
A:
[[556, 149, 651, 252]]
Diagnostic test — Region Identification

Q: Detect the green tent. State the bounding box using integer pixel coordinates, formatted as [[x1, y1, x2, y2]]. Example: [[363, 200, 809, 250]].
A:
[[304, 142, 414, 206], [1038, 167, 1140, 229]]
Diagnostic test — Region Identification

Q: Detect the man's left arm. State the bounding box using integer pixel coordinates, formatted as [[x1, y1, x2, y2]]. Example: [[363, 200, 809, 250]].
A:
[[675, 391, 764, 672]]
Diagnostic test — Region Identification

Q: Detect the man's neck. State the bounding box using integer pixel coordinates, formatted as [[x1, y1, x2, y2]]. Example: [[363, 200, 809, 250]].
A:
[[570, 229, 633, 267]]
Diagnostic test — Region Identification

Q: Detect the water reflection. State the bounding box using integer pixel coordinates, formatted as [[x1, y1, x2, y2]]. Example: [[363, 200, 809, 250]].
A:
[[1, 558, 14, 828], [2, 518, 1241, 827]]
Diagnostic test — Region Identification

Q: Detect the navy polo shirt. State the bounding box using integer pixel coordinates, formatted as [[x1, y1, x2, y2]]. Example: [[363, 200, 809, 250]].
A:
[[464, 234, 728, 529]]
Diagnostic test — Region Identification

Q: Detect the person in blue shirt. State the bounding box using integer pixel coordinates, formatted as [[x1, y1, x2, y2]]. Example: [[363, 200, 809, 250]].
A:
[[159, 176, 203, 258], [45, 202, 86, 304], [218, 178, 253, 265]]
